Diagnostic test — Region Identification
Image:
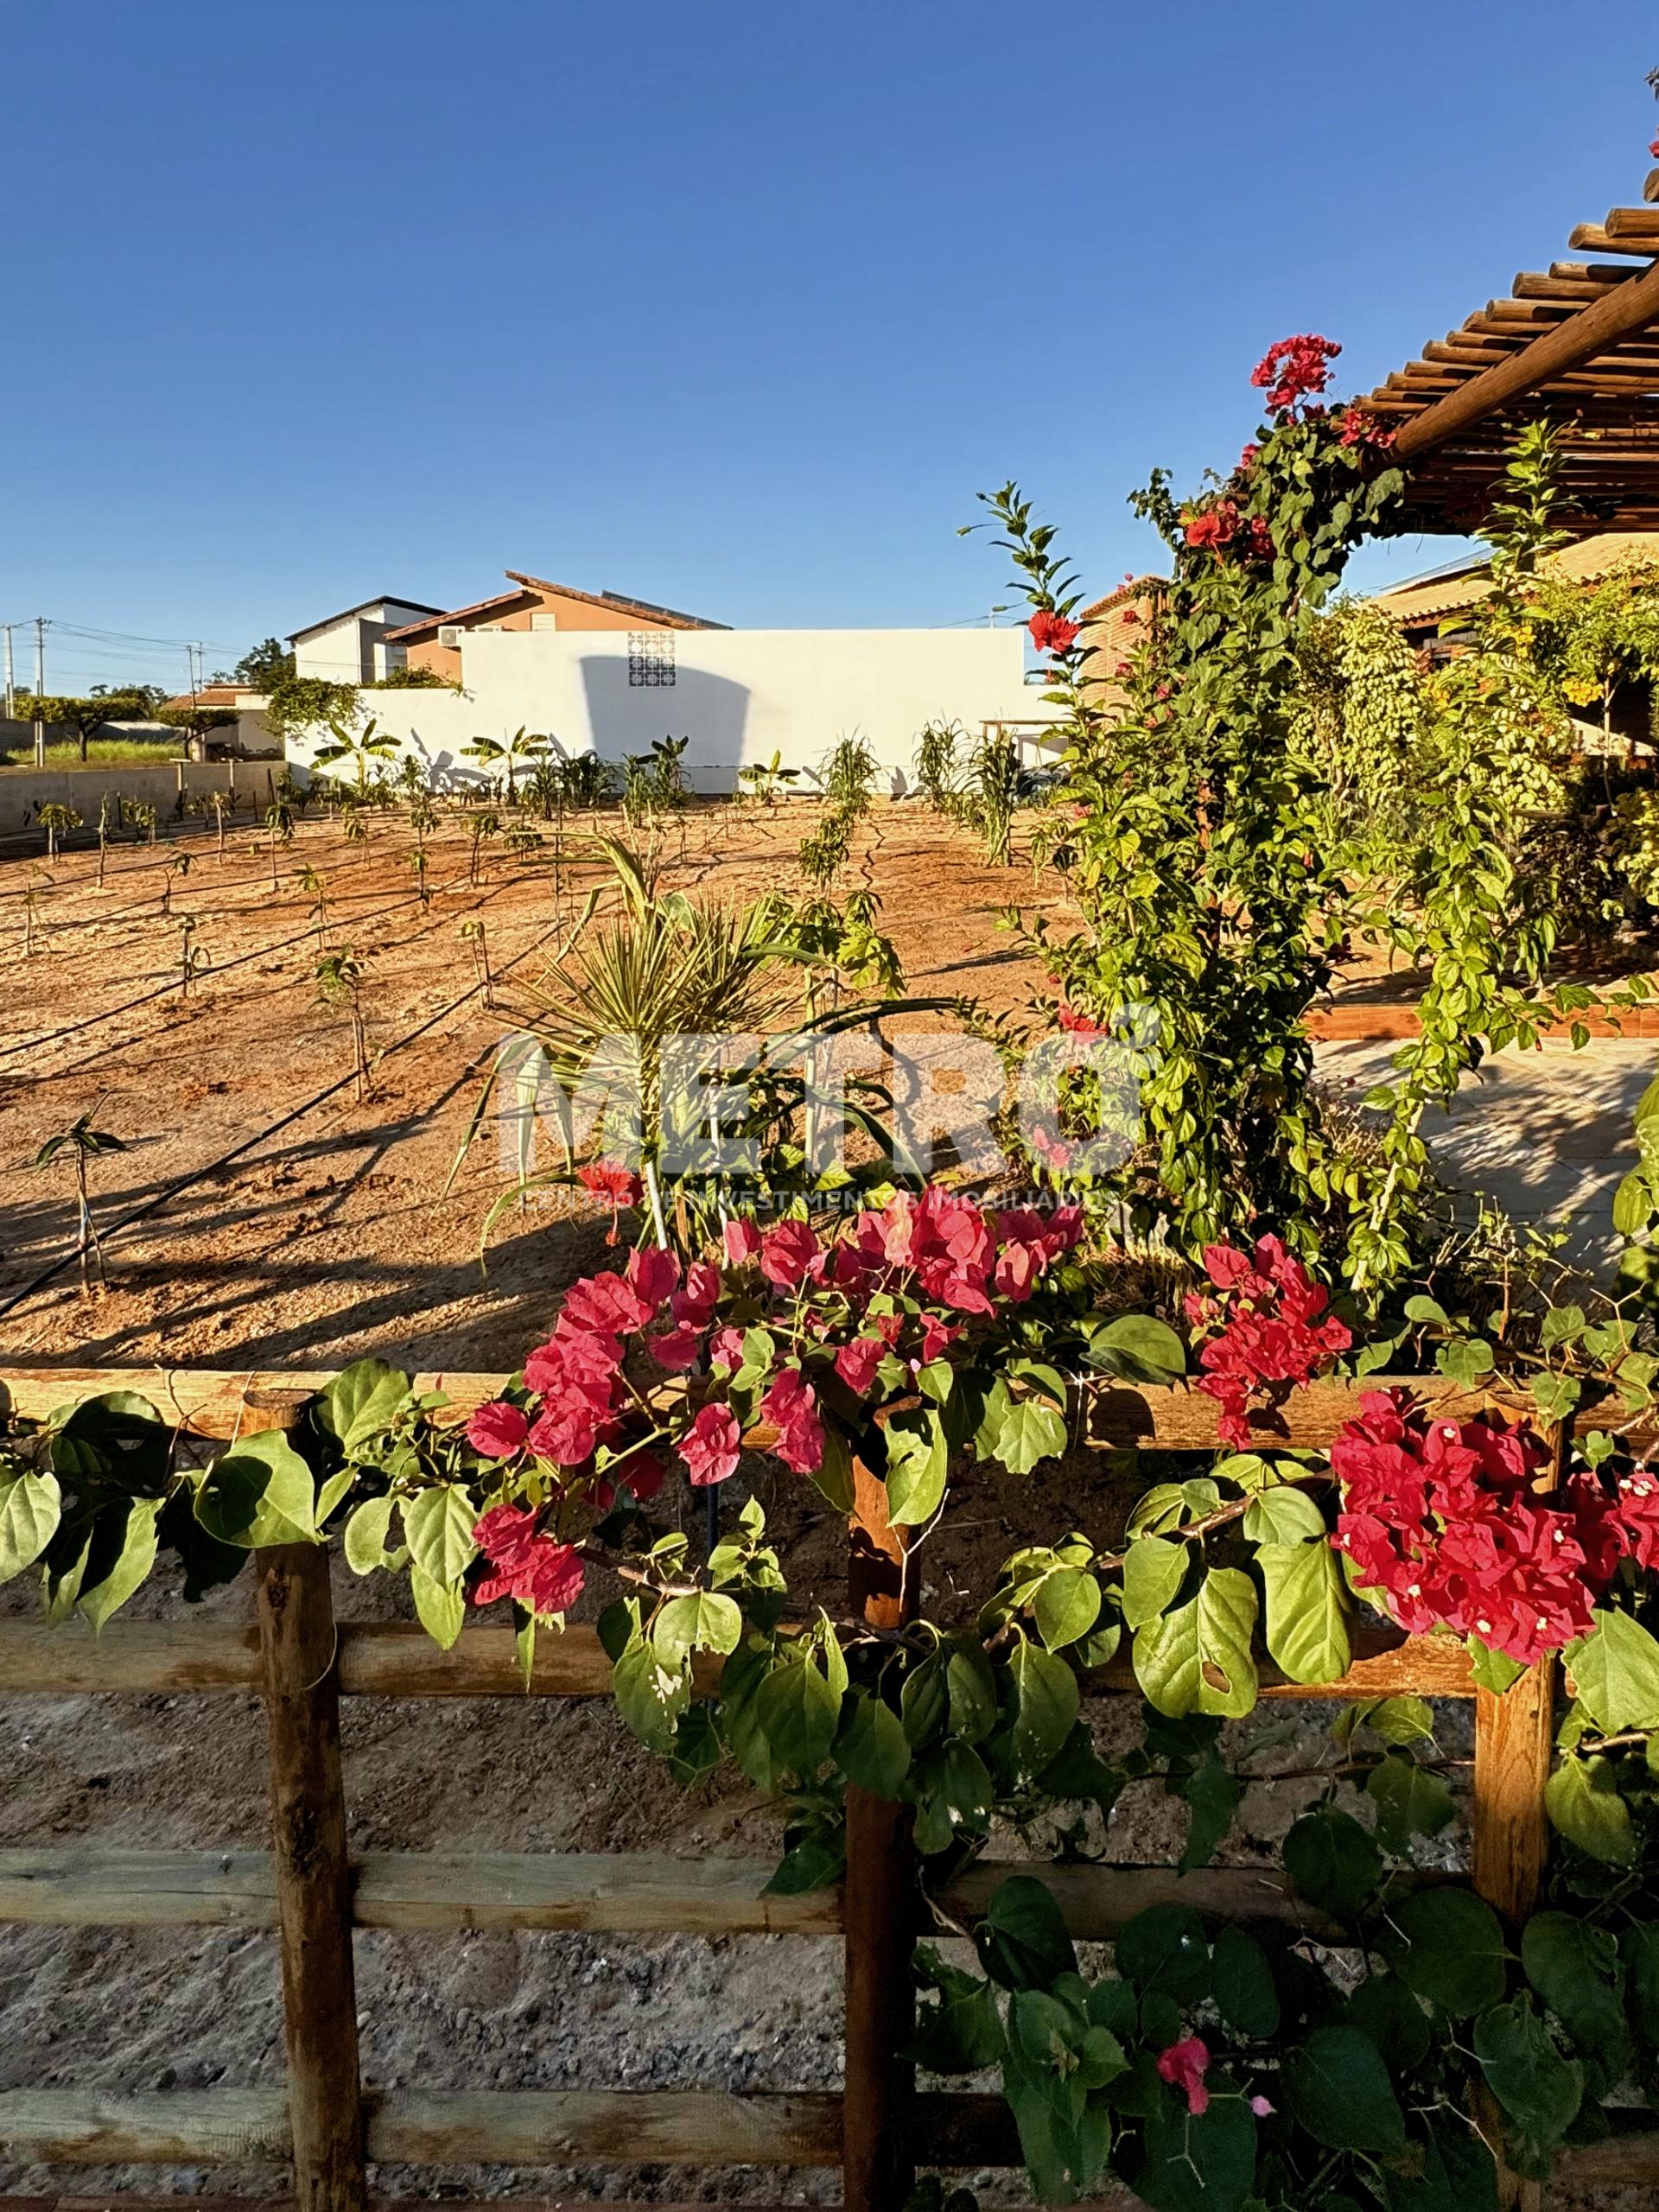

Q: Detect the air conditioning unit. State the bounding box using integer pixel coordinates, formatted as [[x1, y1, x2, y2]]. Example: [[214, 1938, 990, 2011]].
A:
[[438, 626, 461, 650]]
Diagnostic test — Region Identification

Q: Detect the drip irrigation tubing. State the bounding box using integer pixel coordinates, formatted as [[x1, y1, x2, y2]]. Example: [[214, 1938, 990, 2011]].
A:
[[0, 852, 534, 1062], [0, 920, 563, 1325]]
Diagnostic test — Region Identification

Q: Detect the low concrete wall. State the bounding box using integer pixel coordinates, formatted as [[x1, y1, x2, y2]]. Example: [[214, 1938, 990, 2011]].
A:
[[0, 760, 284, 842]]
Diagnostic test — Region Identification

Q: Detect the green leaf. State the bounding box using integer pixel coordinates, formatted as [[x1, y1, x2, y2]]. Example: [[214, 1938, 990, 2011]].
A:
[[1121, 1535, 1187, 1628], [343, 1494, 395, 1575], [1467, 1636, 1528, 1695], [946, 1643, 999, 1744], [652, 1590, 743, 1663], [314, 1357, 410, 1452], [1545, 1754, 1635, 1864], [1344, 1971, 1431, 2074], [1622, 1922, 1659, 2048], [1522, 1911, 1630, 2093], [1284, 1807, 1382, 1919], [1365, 1752, 1455, 1856], [1009, 1638, 1081, 1774], [1566, 1609, 1659, 1732], [976, 1872, 1077, 1992], [1085, 1313, 1186, 1383], [1382, 1888, 1509, 2015], [409, 1564, 465, 1649], [1474, 2000, 1582, 2152], [1132, 1567, 1258, 1719], [78, 1497, 163, 1631], [1116, 1904, 1211, 2002], [991, 1391, 1068, 1476], [756, 1647, 841, 1773], [1135, 2086, 1255, 2212], [835, 1691, 911, 1797], [885, 1408, 948, 1526], [51, 1392, 169, 1493], [195, 1431, 317, 1548], [0, 1468, 60, 1582], [1034, 1567, 1102, 1651], [1241, 1484, 1327, 1544], [612, 1628, 690, 1754], [900, 1652, 949, 1749], [1212, 1924, 1280, 2038], [1256, 1538, 1351, 1685], [763, 1826, 845, 1895], [402, 1484, 479, 1585], [910, 1954, 1007, 2073], [1282, 2025, 1407, 2156]]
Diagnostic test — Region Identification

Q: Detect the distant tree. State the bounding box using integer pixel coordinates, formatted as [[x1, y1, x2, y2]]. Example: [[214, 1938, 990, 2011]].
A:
[[212, 637, 295, 690], [156, 701, 238, 753], [11, 690, 161, 760], [368, 663, 452, 690], [90, 681, 167, 713]]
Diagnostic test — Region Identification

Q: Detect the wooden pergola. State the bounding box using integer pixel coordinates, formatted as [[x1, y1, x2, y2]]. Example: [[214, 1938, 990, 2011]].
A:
[[1370, 183, 1659, 532]]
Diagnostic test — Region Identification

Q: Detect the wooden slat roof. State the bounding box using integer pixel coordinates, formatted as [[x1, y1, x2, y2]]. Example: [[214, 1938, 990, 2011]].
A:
[[1375, 183, 1659, 533]]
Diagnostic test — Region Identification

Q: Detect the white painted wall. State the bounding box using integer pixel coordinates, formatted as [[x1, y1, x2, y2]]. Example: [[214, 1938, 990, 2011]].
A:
[[283, 626, 1063, 793]]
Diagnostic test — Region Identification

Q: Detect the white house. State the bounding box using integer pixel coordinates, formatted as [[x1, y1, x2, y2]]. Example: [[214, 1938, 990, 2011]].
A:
[[289, 596, 446, 685], [283, 619, 1062, 793]]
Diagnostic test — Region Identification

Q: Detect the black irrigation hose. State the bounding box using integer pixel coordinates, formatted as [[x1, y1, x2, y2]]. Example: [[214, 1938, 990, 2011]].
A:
[[0, 920, 559, 1325], [0, 856, 503, 1062]]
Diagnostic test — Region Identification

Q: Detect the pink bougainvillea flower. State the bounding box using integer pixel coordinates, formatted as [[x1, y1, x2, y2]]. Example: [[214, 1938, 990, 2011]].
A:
[[1331, 1391, 1617, 1665], [466, 1400, 529, 1459], [1250, 333, 1341, 416], [708, 1325, 747, 1374], [1185, 1236, 1351, 1449], [648, 1323, 703, 1372], [527, 1397, 603, 1469], [563, 1270, 654, 1337], [471, 1503, 585, 1619], [671, 1260, 722, 1330], [835, 1334, 888, 1397], [1249, 2094, 1274, 2118], [680, 1402, 742, 1487], [760, 1217, 821, 1290], [611, 1448, 664, 1502], [1027, 608, 1080, 655], [1156, 2037, 1211, 2117], [761, 1366, 825, 1475], [722, 1217, 762, 1266], [918, 1313, 963, 1364], [626, 1243, 681, 1312]]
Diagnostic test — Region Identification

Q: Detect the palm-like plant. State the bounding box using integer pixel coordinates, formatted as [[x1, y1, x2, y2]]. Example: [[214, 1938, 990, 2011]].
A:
[[737, 750, 800, 806], [316, 947, 372, 1098], [313, 714, 400, 799], [467, 839, 940, 1253], [461, 726, 549, 803]]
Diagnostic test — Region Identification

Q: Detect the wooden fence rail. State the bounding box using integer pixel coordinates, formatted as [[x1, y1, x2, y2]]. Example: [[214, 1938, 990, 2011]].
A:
[[3, 1364, 1657, 2212]]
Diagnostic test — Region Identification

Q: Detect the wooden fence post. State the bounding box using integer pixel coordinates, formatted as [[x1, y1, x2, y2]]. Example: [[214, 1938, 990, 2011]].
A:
[[248, 1386, 367, 2212], [842, 1447, 917, 2212], [1470, 1417, 1567, 2212]]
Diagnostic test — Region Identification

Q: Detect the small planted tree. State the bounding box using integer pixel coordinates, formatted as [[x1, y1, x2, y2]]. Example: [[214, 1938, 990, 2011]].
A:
[[264, 796, 295, 892], [296, 862, 328, 945], [459, 917, 493, 1007], [31, 1106, 125, 1294], [467, 810, 500, 883], [970, 732, 1022, 865], [177, 915, 209, 998], [461, 726, 548, 804], [125, 798, 159, 844], [159, 850, 191, 916], [206, 786, 235, 859], [315, 948, 372, 1099], [737, 749, 800, 805], [35, 802, 80, 860]]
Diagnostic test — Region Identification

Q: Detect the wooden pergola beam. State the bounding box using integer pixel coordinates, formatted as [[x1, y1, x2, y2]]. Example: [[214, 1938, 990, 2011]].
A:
[[1394, 254, 1659, 460]]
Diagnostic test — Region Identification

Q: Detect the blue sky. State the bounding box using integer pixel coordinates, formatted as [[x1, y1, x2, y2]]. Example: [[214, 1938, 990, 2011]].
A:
[[3, 0, 1657, 690]]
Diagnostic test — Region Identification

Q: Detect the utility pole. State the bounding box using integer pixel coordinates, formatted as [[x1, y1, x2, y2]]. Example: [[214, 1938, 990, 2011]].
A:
[[32, 616, 45, 769], [3, 625, 13, 721]]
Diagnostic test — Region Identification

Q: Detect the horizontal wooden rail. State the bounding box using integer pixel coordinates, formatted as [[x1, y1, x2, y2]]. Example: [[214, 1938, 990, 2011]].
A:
[[0, 1847, 1370, 1943], [0, 1615, 1476, 1700], [10, 1363, 1643, 1454]]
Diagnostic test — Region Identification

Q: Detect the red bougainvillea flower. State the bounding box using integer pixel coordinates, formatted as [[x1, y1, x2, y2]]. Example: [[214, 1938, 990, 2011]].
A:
[[471, 1503, 585, 1619], [467, 1400, 529, 1459], [610, 1448, 665, 1502], [578, 1159, 643, 1244], [1185, 1236, 1351, 1449], [761, 1366, 825, 1474], [1331, 1392, 1603, 1665], [1156, 2037, 1211, 2117], [626, 1243, 680, 1312], [760, 1217, 821, 1290], [1250, 333, 1341, 416], [648, 1323, 703, 1371], [1649, 134, 1659, 158], [671, 1261, 722, 1331], [835, 1333, 888, 1397], [1238, 442, 1260, 474], [722, 1217, 762, 1267], [680, 1402, 742, 1487], [708, 1325, 747, 1374], [1337, 404, 1394, 451], [1246, 516, 1274, 560], [1185, 499, 1239, 552], [1027, 608, 1080, 655]]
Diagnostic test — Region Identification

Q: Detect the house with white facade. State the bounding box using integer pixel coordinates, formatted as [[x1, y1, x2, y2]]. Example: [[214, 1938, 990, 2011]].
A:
[[282, 569, 1061, 793], [289, 596, 447, 685]]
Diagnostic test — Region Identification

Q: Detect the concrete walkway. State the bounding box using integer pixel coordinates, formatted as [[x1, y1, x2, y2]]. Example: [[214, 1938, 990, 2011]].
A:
[[1316, 1038, 1656, 1276]]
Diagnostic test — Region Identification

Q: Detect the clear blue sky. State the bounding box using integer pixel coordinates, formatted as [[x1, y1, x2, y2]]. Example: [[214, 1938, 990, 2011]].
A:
[[4, 0, 1657, 690]]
